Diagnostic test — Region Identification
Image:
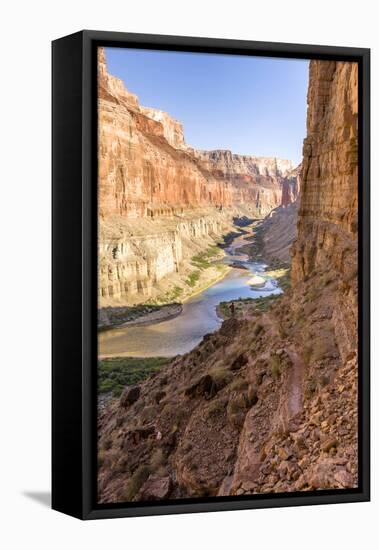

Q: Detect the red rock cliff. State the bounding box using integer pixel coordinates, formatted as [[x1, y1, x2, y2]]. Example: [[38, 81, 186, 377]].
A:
[[292, 60, 358, 361], [98, 48, 297, 220], [192, 149, 296, 216]]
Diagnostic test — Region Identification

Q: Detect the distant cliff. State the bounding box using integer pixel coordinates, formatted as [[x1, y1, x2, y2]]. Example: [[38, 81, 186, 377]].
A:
[[192, 149, 296, 216], [260, 165, 301, 263]]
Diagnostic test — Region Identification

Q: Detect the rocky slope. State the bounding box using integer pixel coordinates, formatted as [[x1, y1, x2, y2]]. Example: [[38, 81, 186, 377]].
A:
[[259, 165, 301, 263], [98, 48, 298, 306], [259, 198, 299, 264], [98, 59, 358, 502]]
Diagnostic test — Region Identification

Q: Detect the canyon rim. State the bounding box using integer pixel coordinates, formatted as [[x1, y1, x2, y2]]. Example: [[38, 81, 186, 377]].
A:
[[97, 47, 359, 504]]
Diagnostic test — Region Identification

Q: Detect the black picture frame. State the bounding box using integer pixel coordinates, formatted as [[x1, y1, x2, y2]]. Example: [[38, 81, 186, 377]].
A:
[[52, 30, 370, 520]]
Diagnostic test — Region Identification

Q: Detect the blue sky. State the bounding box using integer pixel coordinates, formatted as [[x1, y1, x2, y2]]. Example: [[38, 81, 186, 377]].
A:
[[105, 47, 309, 165]]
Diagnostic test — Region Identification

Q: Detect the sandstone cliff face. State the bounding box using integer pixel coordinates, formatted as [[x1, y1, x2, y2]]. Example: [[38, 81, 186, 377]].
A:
[[193, 149, 293, 178], [281, 165, 300, 207], [140, 107, 186, 150], [99, 47, 297, 220], [292, 61, 358, 283], [292, 60, 358, 362], [98, 47, 298, 306], [192, 149, 295, 216], [261, 198, 300, 263], [99, 212, 228, 303], [259, 165, 301, 263], [98, 59, 359, 502], [98, 48, 232, 220]]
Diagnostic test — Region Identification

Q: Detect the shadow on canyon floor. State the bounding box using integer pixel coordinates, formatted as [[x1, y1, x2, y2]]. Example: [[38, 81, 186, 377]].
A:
[[232, 215, 255, 227]]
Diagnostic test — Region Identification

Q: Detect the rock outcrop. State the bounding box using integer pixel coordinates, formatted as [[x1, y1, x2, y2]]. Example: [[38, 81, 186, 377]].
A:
[[292, 60, 358, 363], [99, 211, 228, 303], [260, 198, 300, 264], [98, 48, 298, 306], [258, 165, 301, 263], [98, 59, 359, 502]]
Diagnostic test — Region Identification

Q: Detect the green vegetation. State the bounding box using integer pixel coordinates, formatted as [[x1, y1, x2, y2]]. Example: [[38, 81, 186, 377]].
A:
[[218, 301, 231, 317], [252, 294, 282, 312], [270, 352, 292, 379], [191, 245, 221, 270], [99, 302, 182, 328], [98, 356, 170, 397], [124, 465, 151, 501], [210, 366, 233, 388], [186, 270, 201, 287], [164, 286, 183, 301], [229, 377, 248, 392], [207, 396, 228, 417]]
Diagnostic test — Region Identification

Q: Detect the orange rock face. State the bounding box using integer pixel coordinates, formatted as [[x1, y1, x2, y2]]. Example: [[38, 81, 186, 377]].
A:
[[98, 48, 230, 220], [292, 60, 358, 361], [98, 48, 297, 220], [292, 61, 358, 282]]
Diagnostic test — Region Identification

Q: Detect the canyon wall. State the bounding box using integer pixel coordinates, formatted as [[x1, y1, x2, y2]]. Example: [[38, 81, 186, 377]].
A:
[[292, 60, 358, 362], [261, 198, 300, 263], [98, 47, 298, 306], [99, 213, 227, 304], [192, 150, 296, 216], [98, 48, 232, 220], [259, 165, 301, 263], [98, 59, 359, 502]]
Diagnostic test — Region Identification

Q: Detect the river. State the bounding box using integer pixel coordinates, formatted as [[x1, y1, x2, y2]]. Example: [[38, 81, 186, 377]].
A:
[[98, 232, 282, 358]]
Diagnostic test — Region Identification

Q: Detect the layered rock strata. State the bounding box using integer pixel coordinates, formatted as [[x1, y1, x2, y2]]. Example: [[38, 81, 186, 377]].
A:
[[98, 48, 298, 306], [292, 60, 358, 363], [192, 149, 296, 216], [98, 59, 359, 502], [99, 211, 229, 304]]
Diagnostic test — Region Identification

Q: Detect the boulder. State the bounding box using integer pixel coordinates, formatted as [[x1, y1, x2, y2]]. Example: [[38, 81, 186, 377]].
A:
[[138, 475, 172, 501], [230, 353, 249, 371], [120, 386, 140, 408], [185, 374, 215, 398]]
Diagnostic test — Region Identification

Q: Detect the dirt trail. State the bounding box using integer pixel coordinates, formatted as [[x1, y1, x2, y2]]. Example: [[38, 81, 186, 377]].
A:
[[258, 313, 304, 429], [283, 347, 304, 432], [285, 348, 303, 423]]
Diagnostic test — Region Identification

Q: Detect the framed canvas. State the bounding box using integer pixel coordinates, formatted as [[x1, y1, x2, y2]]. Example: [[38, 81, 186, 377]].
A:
[[52, 30, 370, 520]]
